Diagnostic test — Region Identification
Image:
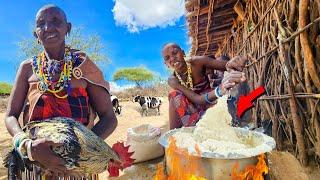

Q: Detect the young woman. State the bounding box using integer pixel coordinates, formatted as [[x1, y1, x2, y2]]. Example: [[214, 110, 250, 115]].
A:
[[162, 43, 247, 129]]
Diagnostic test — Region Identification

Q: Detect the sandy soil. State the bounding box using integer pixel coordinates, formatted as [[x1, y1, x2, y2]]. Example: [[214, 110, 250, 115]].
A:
[[268, 151, 309, 180], [268, 151, 320, 180], [0, 100, 169, 179]]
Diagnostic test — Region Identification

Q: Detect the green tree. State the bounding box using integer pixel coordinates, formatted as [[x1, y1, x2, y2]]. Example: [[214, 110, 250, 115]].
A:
[[113, 67, 154, 87], [17, 26, 108, 62]]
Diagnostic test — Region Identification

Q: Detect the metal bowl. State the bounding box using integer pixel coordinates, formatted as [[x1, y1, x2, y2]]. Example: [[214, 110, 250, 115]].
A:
[[158, 127, 276, 179]]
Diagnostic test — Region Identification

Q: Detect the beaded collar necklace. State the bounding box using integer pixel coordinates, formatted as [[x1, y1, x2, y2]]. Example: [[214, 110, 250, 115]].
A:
[[32, 46, 75, 98], [174, 61, 193, 90]]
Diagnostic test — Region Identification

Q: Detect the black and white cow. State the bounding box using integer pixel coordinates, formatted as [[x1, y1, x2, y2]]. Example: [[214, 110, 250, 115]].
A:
[[133, 96, 162, 116], [111, 95, 122, 115]]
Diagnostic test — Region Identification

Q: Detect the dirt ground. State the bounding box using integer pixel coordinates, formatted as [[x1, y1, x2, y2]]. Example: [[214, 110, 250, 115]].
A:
[[0, 99, 169, 180], [0, 98, 319, 180], [268, 151, 320, 180]]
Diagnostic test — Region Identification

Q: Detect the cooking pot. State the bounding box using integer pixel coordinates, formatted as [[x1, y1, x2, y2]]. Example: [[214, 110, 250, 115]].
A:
[[158, 127, 275, 179]]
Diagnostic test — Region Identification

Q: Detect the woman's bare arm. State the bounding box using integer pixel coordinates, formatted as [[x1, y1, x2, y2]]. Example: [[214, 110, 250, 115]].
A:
[[191, 56, 227, 71], [5, 60, 31, 136], [192, 56, 247, 72], [168, 76, 217, 105], [168, 71, 247, 105], [87, 83, 118, 139]]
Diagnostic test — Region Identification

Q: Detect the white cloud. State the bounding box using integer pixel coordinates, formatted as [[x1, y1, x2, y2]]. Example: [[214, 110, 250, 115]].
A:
[[110, 81, 135, 93], [112, 0, 185, 33]]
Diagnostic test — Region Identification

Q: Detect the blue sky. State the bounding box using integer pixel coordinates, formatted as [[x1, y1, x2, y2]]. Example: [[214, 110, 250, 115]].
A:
[[0, 0, 189, 90]]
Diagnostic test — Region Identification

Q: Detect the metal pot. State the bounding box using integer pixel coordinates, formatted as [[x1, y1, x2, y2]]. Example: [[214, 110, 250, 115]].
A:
[[159, 127, 275, 179]]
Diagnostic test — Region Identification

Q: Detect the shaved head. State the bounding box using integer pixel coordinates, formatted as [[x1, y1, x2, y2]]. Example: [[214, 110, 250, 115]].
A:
[[162, 42, 181, 52], [34, 4, 71, 48], [36, 4, 67, 22]]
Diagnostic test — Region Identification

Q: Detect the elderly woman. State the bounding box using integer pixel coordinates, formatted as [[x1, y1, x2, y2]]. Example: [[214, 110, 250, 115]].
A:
[[5, 4, 117, 179], [162, 43, 247, 129]]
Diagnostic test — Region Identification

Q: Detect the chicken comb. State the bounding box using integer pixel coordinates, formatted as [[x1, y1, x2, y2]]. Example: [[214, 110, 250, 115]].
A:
[[108, 141, 135, 177]]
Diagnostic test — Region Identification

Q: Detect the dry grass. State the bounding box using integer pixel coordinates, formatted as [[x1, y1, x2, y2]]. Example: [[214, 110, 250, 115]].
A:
[[112, 83, 171, 101], [0, 96, 9, 113]]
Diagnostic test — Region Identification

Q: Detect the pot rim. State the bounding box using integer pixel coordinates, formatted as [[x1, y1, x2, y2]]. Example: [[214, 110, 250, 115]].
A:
[[158, 127, 276, 160]]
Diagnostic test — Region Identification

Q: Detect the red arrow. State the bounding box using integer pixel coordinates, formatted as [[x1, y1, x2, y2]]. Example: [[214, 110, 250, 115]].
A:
[[237, 86, 266, 118]]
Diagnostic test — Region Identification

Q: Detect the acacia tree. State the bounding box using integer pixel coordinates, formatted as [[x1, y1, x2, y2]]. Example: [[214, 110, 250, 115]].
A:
[[112, 67, 154, 88], [17, 26, 108, 62]]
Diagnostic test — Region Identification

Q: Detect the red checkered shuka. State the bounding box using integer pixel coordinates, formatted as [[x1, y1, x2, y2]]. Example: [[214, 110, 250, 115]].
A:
[[168, 77, 215, 127], [30, 88, 89, 125]]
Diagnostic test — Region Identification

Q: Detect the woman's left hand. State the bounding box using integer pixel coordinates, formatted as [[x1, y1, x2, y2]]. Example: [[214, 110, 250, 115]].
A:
[[42, 169, 85, 179], [226, 56, 248, 72], [63, 170, 85, 179]]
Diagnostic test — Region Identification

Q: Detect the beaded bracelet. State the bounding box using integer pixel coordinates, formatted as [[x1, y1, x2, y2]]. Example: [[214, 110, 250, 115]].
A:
[[13, 132, 24, 145], [204, 93, 215, 104], [214, 86, 223, 98]]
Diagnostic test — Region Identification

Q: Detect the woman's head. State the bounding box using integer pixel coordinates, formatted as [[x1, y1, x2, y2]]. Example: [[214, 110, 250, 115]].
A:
[[162, 43, 186, 71], [34, 4, 71, 48]]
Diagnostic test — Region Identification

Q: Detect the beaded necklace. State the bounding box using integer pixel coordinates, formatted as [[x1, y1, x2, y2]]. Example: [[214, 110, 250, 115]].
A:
[[32, 47, 73, 98], [174, 61, 193, 90]]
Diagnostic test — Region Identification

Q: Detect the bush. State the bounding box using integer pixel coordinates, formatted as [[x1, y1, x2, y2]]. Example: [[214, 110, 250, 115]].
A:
[[0, 82, 12, 95]]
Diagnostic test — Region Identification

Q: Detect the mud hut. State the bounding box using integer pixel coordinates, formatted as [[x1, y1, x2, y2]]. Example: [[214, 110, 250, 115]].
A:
[[185, 0, 320, 166]]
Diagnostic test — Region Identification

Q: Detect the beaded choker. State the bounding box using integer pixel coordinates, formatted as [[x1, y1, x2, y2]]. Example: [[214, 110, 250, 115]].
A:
[[174, 61, 193, 90]]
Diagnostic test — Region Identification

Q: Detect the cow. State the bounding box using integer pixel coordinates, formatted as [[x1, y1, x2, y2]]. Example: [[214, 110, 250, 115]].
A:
[[133, 96, 162, 116], [111, 95, 122, 115]]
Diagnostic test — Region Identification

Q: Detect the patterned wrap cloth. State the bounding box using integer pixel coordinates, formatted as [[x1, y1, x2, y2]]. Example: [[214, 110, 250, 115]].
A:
[[30, 87, 89, 125], [169, 76, 215, 127]]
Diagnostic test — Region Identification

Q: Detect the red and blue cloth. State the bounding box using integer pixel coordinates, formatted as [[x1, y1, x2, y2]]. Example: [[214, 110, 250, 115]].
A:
[[169, 77, 215, 127], [30, 88, 89, 125]]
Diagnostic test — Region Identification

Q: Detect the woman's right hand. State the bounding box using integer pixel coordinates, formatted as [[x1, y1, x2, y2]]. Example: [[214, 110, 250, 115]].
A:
[[220, 71, 246, 95], [31, 138, 67, 176]]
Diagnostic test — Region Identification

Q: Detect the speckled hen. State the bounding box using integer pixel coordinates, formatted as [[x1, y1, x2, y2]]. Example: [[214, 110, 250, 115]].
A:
[[3, 117, 134, 178]]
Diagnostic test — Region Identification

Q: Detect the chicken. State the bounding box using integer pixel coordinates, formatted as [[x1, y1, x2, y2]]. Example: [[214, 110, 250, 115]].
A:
[[3, 117, 134, 178]]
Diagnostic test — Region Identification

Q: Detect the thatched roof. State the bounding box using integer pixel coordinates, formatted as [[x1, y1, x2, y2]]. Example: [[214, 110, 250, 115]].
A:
[[185, 0, 239, 57]]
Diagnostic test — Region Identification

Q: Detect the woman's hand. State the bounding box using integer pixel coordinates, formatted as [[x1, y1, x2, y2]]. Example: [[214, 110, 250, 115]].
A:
[[31, 138, 67, 176], [220, 71, 246, 95], [168, 76, 182, 90], [63, 170, 85, 179], [42, 169, 85, 179], [226, 56, 248, 72]]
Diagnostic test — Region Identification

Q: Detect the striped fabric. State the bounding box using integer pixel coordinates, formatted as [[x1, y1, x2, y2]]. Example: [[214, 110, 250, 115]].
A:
[[21, 166, 99, 180]]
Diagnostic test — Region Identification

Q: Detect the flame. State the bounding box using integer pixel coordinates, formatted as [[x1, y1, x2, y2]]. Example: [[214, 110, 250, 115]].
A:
[[231, 154, 268, 180], [155, 138, 268, 180], [155, 137, 206, 180]]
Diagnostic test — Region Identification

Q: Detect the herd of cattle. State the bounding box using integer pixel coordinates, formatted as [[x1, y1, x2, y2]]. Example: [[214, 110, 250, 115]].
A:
[[110, 95, 163, 116]]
